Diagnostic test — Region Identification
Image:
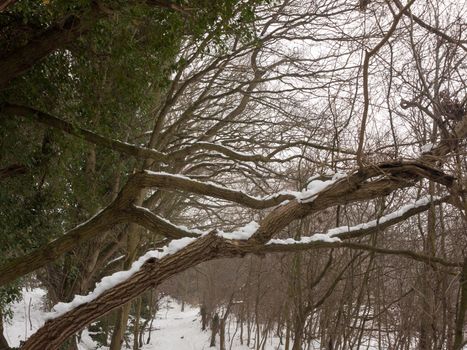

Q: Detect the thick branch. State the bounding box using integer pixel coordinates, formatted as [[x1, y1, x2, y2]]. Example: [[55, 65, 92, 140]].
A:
[[0, 12, 96, 89], [262, 241, 460, 267], [133, 171, 296, 209], [1, 114, 464, 287], [21, 229, 459, 349], [0, 207, 119, 287], [0, 0, 16, 12], [3, 105, 296, 166], [2, 104, 166, 162], [0, 156, 457, 286], [122, 205, 201, 239]]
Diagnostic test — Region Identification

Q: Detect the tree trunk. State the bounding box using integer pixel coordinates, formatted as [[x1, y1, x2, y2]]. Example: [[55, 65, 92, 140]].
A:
[[109, 188, 143, 350], [133, 297, 142, 350], [291, 313, 305, 350], [210, 313, 219, 347], [200, 305, 207, 331], [0, 315, 10, 350], [219, 317, 226, 350], [453, 257, 467, 350], [109, 303, 131, 350]]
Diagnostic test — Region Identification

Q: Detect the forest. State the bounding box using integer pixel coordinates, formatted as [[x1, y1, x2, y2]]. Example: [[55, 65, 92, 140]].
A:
[[0, 0, 466, 349]]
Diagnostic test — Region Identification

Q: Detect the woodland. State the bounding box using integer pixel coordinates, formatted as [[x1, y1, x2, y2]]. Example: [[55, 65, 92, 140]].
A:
[[0, 0, 466, 349]]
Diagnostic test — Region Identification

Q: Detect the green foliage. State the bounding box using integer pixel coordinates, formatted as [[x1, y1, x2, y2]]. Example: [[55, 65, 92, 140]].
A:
[[0, 0, 266, 325], [0, 285, 21, 320]]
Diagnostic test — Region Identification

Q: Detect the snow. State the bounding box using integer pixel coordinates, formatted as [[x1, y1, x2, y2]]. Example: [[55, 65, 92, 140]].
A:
[[135, 205, 207, 236], [217, 221, 259, 240], [298, 172, 346, 203], [143, 297, 286, 350], [45, 237, 198, 320], [3, 291, 284, 349], [268, 233, 341, 245], [105, 255, 125, 266], [420, 143, 434, 153], [142, 298, 211, 350], [5, 291, 388, 349], [327, 196, 437, 237], [144, 171, 349, 207], [266, 196, 438, 245], [3, 288, 46, 348]]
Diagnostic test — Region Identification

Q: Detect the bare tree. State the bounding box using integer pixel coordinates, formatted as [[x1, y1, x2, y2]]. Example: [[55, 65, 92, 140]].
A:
[[0, 0, 466, 349]]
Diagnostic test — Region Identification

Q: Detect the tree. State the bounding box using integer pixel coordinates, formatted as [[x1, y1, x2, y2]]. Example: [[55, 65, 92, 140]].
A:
[[1, 0, 466, 349]]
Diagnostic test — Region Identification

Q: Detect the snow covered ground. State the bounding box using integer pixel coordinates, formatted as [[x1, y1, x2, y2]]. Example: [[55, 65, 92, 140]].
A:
[[143, 298, 285, 350], [141, 298, 212, 350], [3, 289, 388, 349], [3, 289, 284, 350], [3, 288, 47, 348]]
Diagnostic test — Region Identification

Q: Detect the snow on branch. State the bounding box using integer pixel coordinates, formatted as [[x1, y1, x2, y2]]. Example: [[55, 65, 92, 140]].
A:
[[26, 195, 456, 344], [137, 171, 296, 208], [170, 142, 278, 163], [43, 221, 261, 321], [298, 173, 347, 203], [125, 205, 207, 238], [217, 221, 260, 240], [266, 195, 444, 246], [45, 236, 198, 320], [327, 196, 442, 239], [136, 171, 354, 208], [268, 234, 341, 245]]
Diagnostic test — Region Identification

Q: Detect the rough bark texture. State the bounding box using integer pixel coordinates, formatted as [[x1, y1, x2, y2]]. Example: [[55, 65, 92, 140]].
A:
[[1, 110, 464, 289], [0, 0, 16, 12], [453, 257, 467, 350], [0, 207, 118, 286], [0, 13, 95, 90], [20, 232, 461, 349], [22, 233, 224, 349]]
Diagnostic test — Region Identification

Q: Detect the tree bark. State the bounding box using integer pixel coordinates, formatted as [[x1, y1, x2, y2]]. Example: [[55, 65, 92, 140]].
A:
[[0, 0, 15, 11], [0, 129, 460, 287], [0, 11, 98, 90], [453, 257, 467, 350], [0, 315, 11, 350], [210, 313, 219, 347], [20, 228, 462, 349]]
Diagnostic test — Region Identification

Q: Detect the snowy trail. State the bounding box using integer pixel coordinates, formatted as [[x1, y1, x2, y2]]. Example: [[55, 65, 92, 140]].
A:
[[3, 290, 260, 350], [3, 290, 385, 350], [143, 299, 212, 350]]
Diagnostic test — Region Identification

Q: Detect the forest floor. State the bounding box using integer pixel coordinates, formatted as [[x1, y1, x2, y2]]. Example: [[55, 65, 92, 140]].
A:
[[3, 289, 285, 350]]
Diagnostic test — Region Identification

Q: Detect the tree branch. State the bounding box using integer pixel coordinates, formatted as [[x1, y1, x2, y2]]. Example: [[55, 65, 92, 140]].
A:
[[122, 205, 202, 239], [133, 171, 296, 209], [2, 103, 166, 162], [21, 227, 460, 349]]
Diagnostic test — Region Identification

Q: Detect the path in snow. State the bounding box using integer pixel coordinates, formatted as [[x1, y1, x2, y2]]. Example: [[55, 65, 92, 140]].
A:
[[142, 298, 212, 350], [3, 290, 280, 350], [3, 290, 382, 350]]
